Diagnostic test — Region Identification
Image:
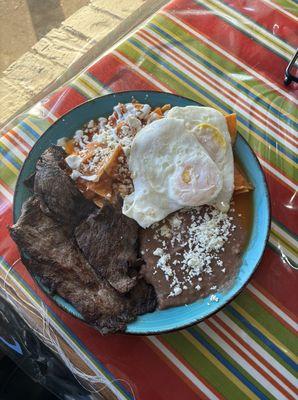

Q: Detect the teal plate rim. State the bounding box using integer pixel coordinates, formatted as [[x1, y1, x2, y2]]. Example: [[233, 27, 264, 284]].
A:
[[13, 90, 271, 335]]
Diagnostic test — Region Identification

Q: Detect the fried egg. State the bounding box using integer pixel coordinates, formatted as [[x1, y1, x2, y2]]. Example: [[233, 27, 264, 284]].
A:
[[122, 118, 223, 228], [166, 106, 234, 211]]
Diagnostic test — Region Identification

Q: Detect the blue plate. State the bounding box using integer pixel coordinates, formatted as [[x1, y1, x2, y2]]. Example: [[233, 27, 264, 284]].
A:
[[13, 91, 270, 334]]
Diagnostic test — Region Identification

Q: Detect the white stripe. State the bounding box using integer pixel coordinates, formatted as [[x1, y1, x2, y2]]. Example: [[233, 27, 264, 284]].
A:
[[271, 222, 298, 248], [0, 183, 13, 203], [209, 317, 297, 398], [218, 312, 297, 386], [247, 284, 298, 331], [5, 130, 31, 154], [162, 11, 298, 105], [1, 136, 26, 162], [200, 322, 291, 400], [148, 336, 220, 399], [138, 28, 297, 151], [258, 157, 297, 190], [81, 73, 112, 95], [141, 25, 298, 140], [38, 105, 58, 122], [113, 51, 170, 92], [269, 234, 298, 265], [72, 79, 97, 99], [1, 269, 128, 400], [256, 0, 298, 21], [13, 126, 35, 146], [205, 0, 294, 57]]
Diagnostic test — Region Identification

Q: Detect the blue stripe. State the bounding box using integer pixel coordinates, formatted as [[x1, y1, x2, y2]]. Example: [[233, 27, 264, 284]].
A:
[[0, 257, 133, 400], [227, 305, 297, 371], [19, 121, 41, 141], [0, 145, 21, 169], [147, 22, 298, 129], [129, 37, 297, 162], [189, 327, 269, 399]]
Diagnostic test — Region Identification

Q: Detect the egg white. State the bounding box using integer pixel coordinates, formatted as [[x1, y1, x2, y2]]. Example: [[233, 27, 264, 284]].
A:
[[166, 106, 234, 211], [122, 118, 223, 228]]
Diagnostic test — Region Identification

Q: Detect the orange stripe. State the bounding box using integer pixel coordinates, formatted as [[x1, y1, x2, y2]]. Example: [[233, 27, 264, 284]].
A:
[[0, 178, 14, 194], [8, 129, 32, 151], [212, 315, 297, 394], [3, 132, 28, 157], [138, 29, 297, 146]]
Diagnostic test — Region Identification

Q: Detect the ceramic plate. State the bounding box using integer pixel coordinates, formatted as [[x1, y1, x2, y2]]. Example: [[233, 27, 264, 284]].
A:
[[13, 91, 270, 334]]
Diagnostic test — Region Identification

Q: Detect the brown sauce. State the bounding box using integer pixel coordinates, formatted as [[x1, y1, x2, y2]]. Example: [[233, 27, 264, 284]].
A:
[[140, 161, 253, 309]]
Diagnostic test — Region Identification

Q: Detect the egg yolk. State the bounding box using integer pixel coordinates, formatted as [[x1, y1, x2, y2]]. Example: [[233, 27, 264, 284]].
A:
[[196, 123, 226, 149]]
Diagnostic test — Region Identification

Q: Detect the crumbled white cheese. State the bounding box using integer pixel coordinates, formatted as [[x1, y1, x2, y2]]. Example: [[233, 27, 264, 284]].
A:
[[65, 154, 82, 170]]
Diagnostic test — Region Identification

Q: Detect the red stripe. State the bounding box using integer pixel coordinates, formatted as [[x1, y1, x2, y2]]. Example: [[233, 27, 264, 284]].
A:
[[246, 286, 297, 335], [155, 336, 223, 399], [212, 315, 297, 394], [43, 87, 86, 118], [8, 129, 32, 151], [262, 169, 297, 234], [250, 282, 298, 324], [137, 28, 297, 145], [88, 53, 161, 91], [205, 319, 295, 399], [164, 0, 298, 96], [144, 338, 213, 400], [223, 0, 298, 47], [252, 247, 298, 315], [2, 133, 28, 157]]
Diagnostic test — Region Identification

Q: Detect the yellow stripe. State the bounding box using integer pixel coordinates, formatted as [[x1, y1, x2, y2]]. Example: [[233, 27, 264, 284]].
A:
[[24, 118, 44, 136], [78, 76, 102, 96], [232, 303, 297, 362], [271, 229, 297, 254], [153, 16, 298, 123], [125, 41, 296, 171], [0, 157, 19, 176], [205, 0, 293, 57], [182, 331, 259, 400]]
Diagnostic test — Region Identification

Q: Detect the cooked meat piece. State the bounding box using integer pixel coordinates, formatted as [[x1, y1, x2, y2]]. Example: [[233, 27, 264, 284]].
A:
[[10, 196, 137, 333], [128, 279, 157, 315], [34, 145, 95, 228], [10, 196, 96, 285], [23, 172, 35, 190], [75, 202, 139, 293]]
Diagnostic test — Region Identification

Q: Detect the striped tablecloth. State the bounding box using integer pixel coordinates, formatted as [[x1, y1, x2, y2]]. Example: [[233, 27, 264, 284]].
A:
[[0, 1, 297, 399]]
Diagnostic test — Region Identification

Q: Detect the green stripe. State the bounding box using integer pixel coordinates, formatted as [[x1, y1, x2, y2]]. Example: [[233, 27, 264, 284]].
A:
[[0, 161, 17, 190], [225, 308, 296, 375], [234, 291, 297, 353], [152, 14, 297, 125], [192, 326, 275, 399], [118, 41, 296, 180], [199, 0, 294, 58], [161, 332, 252, 399], [270, 0, 298, 15], [267, 241, 298, 268]]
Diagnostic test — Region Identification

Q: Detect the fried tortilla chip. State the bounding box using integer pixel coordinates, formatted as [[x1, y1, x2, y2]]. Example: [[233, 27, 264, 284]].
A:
[[234, 163, 254, 194]]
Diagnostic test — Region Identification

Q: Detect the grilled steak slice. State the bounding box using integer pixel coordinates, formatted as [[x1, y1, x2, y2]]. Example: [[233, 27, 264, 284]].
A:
[[10, 196, 136, 333], [34, 145, 95, 227], [129, 280, 157, 315], [75, 202, 139, 293]]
